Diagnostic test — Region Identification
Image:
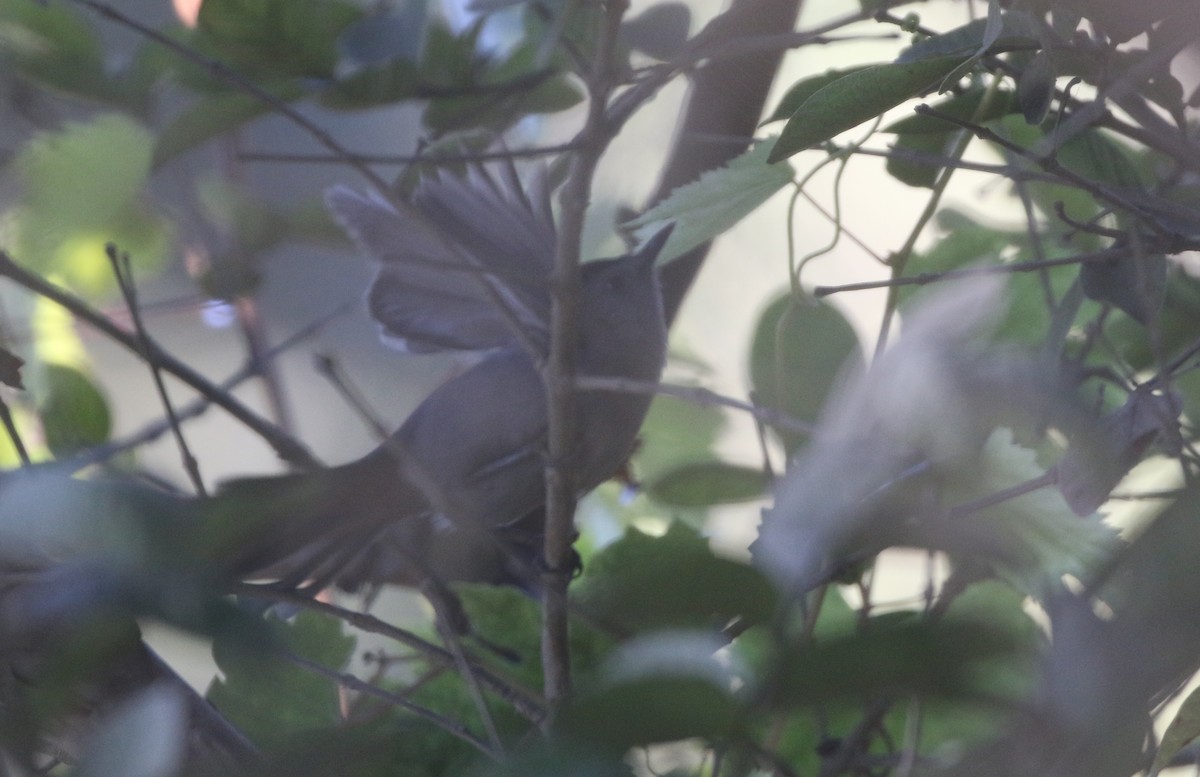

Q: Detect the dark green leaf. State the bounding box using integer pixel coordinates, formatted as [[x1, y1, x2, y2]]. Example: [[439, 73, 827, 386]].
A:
[[320, 60, 421, 109], [1079, 251, 1166, 325], [897, 10, 1040, 63], [749, 293, 862, 452], [36, 363, 111, 456], [769, 56, 969, 162], [883, 86, 1018, 134], [208, 611, 355, 746], [635, 395, 725, 481], [193, 0, 361, 80], [154, 82, 306, 167], [646, 461, 769, 507], [762, 66, 873, 125], [573, 523, 778, 633], [1017, 51, 1057, 124], [621, 2, 690, 61], [887, 130, 954, 188]]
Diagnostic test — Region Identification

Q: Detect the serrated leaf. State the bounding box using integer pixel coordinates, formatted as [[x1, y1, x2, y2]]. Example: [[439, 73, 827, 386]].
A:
[[573, 523, 777, 633], [646, 461, 769, 507], [629, 139, 793, 263], [749, 293, 862, 452], [768, 56, 969, 162]]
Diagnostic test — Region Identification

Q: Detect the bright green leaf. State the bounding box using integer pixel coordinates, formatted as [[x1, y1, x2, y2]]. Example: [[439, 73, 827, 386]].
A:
[[35, 362, 112, 457]]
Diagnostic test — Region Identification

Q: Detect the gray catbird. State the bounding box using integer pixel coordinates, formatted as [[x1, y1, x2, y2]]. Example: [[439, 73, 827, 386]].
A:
[[0, 160, 670, 765], [208, 161, 673, 591]]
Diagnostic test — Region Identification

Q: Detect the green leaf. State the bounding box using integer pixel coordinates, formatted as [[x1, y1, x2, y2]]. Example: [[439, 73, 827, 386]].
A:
[[646, 461, 769, 507], [35, 363, 111, 457], [749, 292, 862, 452], [629, 139, 793, 263], [768, 56, 969, 162], [1079, 251, 1166, 325], [573, 523, 778, 633], [15, 113, 170, 293], [635, 393, 725, 483], [762, 66, 874, 124], [1017, 51, 1057, 124], [193, 0, 362, 80], [154, 82, 306, 167], [886, 130, 954, 187], [563, 632, 740, 748], [1153, 684, 1200, 775], [0, 0, 128, 105], [896, 9, 1040, 63], [208, 611, 355, 747], [320, 59, 421, 109], [884, 86, 1018, 134]]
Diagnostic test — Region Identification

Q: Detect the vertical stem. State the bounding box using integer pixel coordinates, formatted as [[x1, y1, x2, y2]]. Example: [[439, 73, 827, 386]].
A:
[[541, 0, 627, 714]]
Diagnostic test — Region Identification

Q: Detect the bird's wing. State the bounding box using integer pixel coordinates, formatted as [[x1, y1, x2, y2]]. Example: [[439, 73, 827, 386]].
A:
[[326, 158, 556, 354]]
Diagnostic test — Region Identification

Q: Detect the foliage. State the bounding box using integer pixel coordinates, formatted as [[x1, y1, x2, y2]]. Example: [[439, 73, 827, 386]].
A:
[[0, 0, 1199, 776]]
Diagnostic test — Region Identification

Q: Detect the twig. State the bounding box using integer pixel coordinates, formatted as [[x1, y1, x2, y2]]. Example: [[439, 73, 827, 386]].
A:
[[231, 583, 546, 724], [0, 250, 318, 468], [105, 244, 207, 496], [283, 652, 500, 759], [313, 353, 390, 441], [811, 243, 1200, 297], [238, 143, 579, 166], [0, 398, 30, 466], [542, 0, 628, 711]]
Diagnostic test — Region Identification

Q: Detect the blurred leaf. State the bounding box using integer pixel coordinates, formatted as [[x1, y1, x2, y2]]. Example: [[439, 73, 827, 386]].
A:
[[15, 114, 170, 293], [320, 59, 421, 109], [0, 347, 25, 389], [629, 139, 793, 263], [563, 631, 740, 748], [154, 81, 306, 167], [635, 394, 725, 482], [763, 66, 873, 125], [192, 0, 362, 80], [884, 86, 1018, 134], [74, 684, 187, 777], [208, 610, 355, 746], [574, 522, 777, 633], [896, 9, 1040, 63], [646, 461, 769, 507], [621, 2, 690, 61], [1109, 270, 1200, 369], [1153, 683, 1200, 775], [886, 130, 954, 187], [950, 429, 1120, 594], [1057, 387, 1182, 516], [749, 292, 862, 452], [337, 2, 426, 66], [769, 56, 969, 162], [0, 0, 129, 105], [766, 616, 1027, 709], [1079, 251, 1166, 325], [1017, 51, 1056, 124], [35, 362, 111, 457]]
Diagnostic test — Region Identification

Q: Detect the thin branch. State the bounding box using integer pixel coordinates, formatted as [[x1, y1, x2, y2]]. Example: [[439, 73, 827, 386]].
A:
[[238, 143, 580, 166], [231, 583, 546, 724], [283, 652, 500, 759], [0, 250, 318, 468], [106, 244, 207, 496]]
